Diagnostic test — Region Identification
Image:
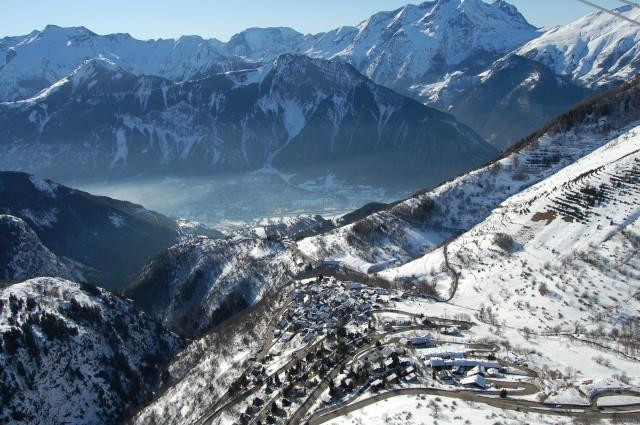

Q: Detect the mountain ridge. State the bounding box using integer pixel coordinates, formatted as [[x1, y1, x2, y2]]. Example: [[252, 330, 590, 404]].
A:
[[0, 53, 496, 187]]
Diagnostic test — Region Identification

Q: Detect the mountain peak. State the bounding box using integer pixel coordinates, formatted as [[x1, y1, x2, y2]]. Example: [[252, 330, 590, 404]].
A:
[[68, 57, 126, 89], [426, 0, 535, 29], [226, 27, 307, 60], [40, 24, 96, 38]]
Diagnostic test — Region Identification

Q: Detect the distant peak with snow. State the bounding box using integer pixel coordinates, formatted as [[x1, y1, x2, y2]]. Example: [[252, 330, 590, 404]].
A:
[[517, 4, 640, 87]]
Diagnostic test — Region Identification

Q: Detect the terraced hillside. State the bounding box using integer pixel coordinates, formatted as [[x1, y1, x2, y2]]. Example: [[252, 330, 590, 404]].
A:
[[297, 76, 640, 277]]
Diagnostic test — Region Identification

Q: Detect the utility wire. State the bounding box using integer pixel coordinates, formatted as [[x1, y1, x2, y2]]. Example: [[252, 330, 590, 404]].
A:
[[576, 0, 640, 25], [616, 0, 640, 8]]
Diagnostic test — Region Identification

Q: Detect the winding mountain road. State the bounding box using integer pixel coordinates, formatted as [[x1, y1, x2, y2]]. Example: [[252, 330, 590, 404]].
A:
[[307, 387, 640, 425]]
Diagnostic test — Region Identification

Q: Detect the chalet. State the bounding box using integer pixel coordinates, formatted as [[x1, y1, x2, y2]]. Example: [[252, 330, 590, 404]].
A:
[[358, 302, 372, 311], [486, 368, 500, 377], [380, 346, 403, 357], [430, 358, 500, 370], [351, 360, 365, 373], [281, 398, 292, 407], [240, 413, 252, 424], [253, 397, 265, 407], [278, 319, 289, 329], [441, 326, 459, 335], [446, 359, 500, 369], [385, 373, 399, 384], [429, 358, 446, 369], [436, 370, 454, 384], [405, 372, 418, 382], [422, 351, 465, 360], [466, 365, 486, 377], [460, 374, 487, 389], [281, 332, 294, 342]]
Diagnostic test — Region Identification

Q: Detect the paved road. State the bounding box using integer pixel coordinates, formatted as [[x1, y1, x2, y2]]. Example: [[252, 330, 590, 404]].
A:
[[294, 241, 460, 304], [257, 300, 294, 361], [307, 387, 640, 425]]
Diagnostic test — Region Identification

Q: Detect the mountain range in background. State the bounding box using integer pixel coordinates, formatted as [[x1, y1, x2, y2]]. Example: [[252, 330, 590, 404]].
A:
[[1, 1, 639, 186], [0, 54, 495, 186]]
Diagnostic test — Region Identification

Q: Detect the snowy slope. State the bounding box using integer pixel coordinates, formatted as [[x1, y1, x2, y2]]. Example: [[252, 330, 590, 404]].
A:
[[131, 283, 285, 425], [383, 121, 640, 332], [517, 5, 640, 88], [0, 215, 78, 283], [3, 1, 636, 153], [0, 277, 183, 425], [231, 214, 335, 241], [448, 54, 592, 149], [298, 76, 640, 275]]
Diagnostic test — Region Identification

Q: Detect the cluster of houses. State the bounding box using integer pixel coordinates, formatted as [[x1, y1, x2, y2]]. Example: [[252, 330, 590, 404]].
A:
[[276, 278, 390, 344], [236, 330, 375, 424], [230, 277, 505, 424]]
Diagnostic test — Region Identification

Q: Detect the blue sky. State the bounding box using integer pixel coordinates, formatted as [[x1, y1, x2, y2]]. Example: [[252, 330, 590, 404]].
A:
[[1, 0, 624, 40]]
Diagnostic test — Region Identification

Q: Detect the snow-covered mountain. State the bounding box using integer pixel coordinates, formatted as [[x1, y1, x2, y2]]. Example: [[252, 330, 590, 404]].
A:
[[0, 25, 252, 102], [517, 5, 640, 89], [0, 1, 538, 104], [0, 277, 183, 425], [225, 27, 319, 61], [304, 0, 539, 99], [0, 215, 78, 283], [2, 1, 639, 153], [0, 54, 495, 186], [0, 172, 181, 289], [125, 236, 297, 337]]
